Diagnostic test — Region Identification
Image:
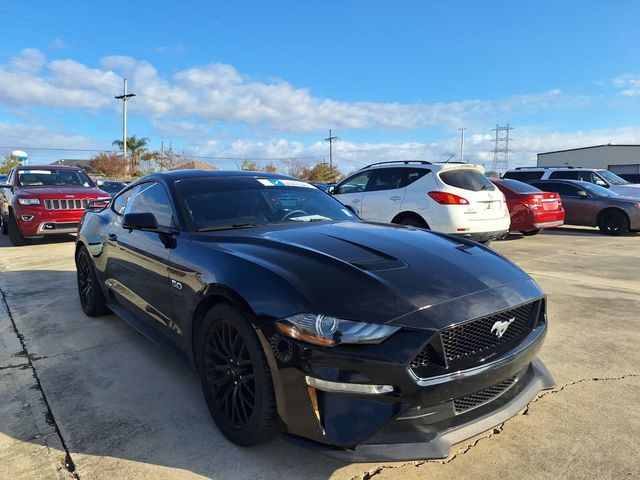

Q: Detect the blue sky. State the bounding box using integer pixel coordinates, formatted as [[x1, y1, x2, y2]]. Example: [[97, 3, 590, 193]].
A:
[[1, 0, 640, 171]]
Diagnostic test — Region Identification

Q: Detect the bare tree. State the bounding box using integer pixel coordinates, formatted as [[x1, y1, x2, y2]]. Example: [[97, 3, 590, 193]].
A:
[[281, 158, 308, 179]]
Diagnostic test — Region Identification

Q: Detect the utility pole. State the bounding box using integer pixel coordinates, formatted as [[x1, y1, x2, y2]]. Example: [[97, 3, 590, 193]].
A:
[[324, 129, 339, 181], [115, 78, 136, 175], [458, 127, 467, 163]]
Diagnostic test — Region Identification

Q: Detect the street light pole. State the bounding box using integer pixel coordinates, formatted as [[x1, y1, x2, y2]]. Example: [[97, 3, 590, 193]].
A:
[[458, 127, 467, 164], [115, 78, 136, 175]]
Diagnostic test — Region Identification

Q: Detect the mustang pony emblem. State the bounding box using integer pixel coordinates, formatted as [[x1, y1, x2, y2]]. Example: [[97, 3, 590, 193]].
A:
[[491, 317, 515, 338]]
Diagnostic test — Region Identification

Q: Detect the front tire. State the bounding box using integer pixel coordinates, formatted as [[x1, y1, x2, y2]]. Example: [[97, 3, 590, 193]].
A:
[[76, 247, 110, 316], [196, 303, 279, 446], [1, 213, 8, 235], [520, 229, 540, 236], [598, 210, 629, 236], [7, 211, 30, 246]]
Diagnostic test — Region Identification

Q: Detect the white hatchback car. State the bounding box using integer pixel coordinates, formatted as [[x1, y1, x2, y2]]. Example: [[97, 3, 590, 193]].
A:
[[331, 161, 510, 243]]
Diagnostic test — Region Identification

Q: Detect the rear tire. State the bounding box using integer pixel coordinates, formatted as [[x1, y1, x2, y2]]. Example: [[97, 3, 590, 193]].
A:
[[7, 211, 30, 246], [598, 210, 629, 236], [196, 303, 279, 446], [1, 214, 7, 235], [76, 247, 110, 316], [520, 229, 540, 236]]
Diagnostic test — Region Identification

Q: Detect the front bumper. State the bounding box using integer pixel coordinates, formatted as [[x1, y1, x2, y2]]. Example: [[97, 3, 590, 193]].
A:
[[261, 292, 553, 460], [14, 206, 83, 237]]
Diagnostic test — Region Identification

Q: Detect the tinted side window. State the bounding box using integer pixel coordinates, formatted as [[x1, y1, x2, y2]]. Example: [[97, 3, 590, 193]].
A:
[[402, 168, 429, 187], [335, 171, 372, 194], [128, 182, 174, 227], [112, 187, 137, 215], [503, 171, 544, 181], [548, 170, 594, 182], [439, 169, 494, 191], [366, 168, 404, 192], [534, 182, 580, 196]]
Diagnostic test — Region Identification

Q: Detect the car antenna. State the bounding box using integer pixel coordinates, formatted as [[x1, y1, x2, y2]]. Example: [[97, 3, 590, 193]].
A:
[[444, 154, 455, 163]]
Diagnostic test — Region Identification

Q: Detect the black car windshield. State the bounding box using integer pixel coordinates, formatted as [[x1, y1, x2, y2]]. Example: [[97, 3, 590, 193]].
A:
[[17, 169, 95, 188], [582, 183, 620, 198], [598, 170, 629, 186], [176, 177, 358, 230]]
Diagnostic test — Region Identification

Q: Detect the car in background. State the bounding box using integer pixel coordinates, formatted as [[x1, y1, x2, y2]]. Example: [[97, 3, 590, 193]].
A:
[[529, 179, 640, 235], [503, 166, 640, 197], [492, 178, 564, 236], [75, 170, 553, 460], [310, 182, 336, 192], [0, 165, 110, 245], [0, 174, 7, 184], [96, 180, 128, 197], [330, 161, 510, 244]]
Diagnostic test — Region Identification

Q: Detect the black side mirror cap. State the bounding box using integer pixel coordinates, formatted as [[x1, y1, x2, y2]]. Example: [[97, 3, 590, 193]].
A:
[[122, 212, 158, 231]]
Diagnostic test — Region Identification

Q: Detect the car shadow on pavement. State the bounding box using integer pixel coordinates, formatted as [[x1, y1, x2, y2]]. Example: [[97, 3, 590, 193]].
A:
[[542, 226, 640, 237], [0, 266, 344, 479]]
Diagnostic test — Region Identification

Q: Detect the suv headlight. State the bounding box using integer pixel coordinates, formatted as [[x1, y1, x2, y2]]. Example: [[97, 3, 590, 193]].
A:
[[18, 198, 40, 206], [276, 313, 400, 347]]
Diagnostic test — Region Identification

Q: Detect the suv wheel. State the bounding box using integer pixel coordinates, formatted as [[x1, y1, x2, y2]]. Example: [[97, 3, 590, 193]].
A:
[[7, 211, 30, 246], [196, 303, 279, 446], [598, 210, 629, 236], [520, 229, 540, 236], [396, 216, 428, 228]]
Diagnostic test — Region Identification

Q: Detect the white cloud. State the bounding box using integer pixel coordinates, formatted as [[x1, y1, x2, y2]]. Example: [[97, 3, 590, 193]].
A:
[[0, 49, 591, 134], [612, 74, 640, 96], [49, 37, 67, 49]]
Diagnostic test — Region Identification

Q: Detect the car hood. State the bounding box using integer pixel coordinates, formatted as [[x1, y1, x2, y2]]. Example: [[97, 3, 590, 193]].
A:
[[195, 221, 538, 329], [16, 186, 108, 197], [611, 184, 640, 197]]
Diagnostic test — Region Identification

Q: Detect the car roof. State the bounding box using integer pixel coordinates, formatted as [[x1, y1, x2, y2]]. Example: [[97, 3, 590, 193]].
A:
[[508, 166, 604, 171], [15, 164, 83, 171], [358, 162, 483, 172], [139, 169, 296, 183], [529, 179, 594, 187]]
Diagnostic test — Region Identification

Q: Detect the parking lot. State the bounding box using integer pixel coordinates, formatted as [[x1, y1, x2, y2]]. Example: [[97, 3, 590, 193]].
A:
[[0, 228, 638, 480]]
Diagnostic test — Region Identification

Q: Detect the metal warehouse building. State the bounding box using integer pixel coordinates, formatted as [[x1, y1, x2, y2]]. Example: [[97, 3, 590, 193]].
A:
[[537, 144, 640, 175]]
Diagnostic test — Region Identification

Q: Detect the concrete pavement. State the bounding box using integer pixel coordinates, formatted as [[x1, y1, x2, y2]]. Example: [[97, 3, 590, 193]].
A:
[[0, 227, 638, 479]]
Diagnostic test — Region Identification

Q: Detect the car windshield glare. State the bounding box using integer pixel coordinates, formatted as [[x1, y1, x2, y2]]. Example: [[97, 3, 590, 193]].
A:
[[599, 170, 629, 185], [17, 169, 95, 188], [176, 177, 358, 230], [439, 169, 495, 192]]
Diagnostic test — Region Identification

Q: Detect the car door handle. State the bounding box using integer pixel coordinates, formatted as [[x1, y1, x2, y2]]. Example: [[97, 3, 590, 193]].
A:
[[108, 233, 118, 241], [390, 196, 402, 201]]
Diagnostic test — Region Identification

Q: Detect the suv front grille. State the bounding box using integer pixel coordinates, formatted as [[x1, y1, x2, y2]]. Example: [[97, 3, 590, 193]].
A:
[[453, 375, 517, 414], [44, 198, 91, 210], [441, 302, 534, 364]]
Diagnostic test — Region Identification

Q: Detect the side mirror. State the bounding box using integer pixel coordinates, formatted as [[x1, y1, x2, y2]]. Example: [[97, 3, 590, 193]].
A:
[[327, 185, 336, 194], [576, 190, 588, 198], [122, 212, 158, 231]]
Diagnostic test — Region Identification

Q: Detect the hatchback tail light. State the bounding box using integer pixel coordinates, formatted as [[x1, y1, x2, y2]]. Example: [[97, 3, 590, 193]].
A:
[[428, 191, 469, 205]]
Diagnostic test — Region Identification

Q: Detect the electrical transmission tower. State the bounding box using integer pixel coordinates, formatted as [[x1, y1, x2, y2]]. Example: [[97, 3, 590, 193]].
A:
[[490, 124, 513, 172]]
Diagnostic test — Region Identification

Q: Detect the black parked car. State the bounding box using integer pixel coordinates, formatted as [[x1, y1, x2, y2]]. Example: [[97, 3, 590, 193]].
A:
[[529, 179, 640, 235], [96, 180, 128, 197], [75, 170, 554, 460]]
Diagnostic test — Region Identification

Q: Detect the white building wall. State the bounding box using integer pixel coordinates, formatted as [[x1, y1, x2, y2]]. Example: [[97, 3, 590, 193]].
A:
[[537, 145, 640, 174]]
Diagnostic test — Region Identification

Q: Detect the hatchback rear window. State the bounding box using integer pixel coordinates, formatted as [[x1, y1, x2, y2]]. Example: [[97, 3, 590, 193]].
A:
[[439, 169, 495, 192], [503, 171, 544, 181]]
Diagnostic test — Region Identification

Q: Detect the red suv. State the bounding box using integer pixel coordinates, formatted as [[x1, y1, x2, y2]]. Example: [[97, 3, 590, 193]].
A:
[[0, 165, 110, 245], [492, 178, 565, 236]]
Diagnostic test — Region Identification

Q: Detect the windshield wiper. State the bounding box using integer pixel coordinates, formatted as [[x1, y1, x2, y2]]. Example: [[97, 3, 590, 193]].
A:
[[197, 223, 264, 232], [480, 184, 494, 190]]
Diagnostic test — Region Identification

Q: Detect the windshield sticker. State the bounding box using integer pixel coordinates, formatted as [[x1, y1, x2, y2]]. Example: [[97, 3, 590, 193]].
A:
[[257, 178, 315, 189], [20, 170, 52, 175]]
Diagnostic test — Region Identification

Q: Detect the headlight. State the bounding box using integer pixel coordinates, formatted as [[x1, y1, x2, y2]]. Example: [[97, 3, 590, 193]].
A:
[[276, 313, 400, 347], [17, 198, 40, 206]]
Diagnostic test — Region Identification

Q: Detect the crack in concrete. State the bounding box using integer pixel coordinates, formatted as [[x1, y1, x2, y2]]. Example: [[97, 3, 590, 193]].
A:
[[350, 373, 639, 480], [0, 363, 29, 371], [0, 285, 80, 479]]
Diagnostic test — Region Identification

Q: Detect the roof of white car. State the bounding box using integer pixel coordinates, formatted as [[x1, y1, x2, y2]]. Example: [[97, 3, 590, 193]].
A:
[[360, 161, 484, 172]]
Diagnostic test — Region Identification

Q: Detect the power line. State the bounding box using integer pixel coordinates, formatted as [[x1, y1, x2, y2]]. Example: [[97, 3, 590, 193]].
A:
[[490, 124, 514, 172]]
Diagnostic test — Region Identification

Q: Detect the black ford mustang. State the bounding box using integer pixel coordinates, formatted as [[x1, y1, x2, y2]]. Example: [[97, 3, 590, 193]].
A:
[[75, 170, 554, 461]]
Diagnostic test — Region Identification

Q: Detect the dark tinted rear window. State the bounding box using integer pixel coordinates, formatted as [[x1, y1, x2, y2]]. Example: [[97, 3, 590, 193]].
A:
[[548, 170, 593, 181], [439, 169, 494, 192], [498, 179, 542, 194], [503, 171, 544, 181], [531, 182, 581, 196]]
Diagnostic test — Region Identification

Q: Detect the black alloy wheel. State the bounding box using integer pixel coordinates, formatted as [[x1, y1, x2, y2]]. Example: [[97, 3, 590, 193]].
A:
[[198, 304, 278, 446], [76, 247, 109, 316], [598, 210, 629, 236]]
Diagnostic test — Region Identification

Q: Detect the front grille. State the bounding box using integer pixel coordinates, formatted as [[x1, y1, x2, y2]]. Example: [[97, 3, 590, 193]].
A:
[[44, 198, 91, 210], [441, 302, 534, 364], [454, 375, 517, 414]]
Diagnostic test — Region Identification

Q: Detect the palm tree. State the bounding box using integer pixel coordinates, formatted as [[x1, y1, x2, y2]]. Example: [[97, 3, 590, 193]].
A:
[[112, 135, 150, 174]]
